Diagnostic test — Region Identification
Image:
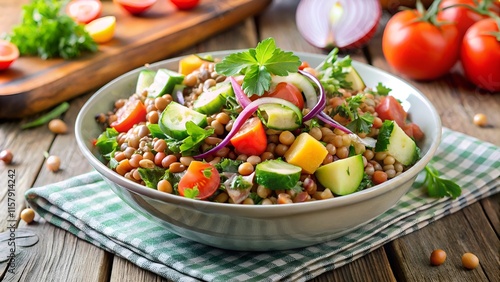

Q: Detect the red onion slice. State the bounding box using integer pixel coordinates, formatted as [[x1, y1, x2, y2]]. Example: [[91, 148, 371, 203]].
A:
[[230, 76, 251, 107], [296, 0, 381, 49]]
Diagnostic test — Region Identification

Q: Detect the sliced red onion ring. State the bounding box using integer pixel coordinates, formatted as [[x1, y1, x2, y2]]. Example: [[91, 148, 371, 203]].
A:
[[194, 97, 299, 159], [230, 76, 251, 107], [299, 70, 326, 121]]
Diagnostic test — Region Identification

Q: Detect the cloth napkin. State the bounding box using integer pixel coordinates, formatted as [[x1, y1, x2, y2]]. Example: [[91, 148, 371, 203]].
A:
[[25, 128, 499, 282]]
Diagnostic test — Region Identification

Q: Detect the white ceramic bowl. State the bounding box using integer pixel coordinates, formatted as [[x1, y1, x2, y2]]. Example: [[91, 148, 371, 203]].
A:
[[75, 51, 441, 251]]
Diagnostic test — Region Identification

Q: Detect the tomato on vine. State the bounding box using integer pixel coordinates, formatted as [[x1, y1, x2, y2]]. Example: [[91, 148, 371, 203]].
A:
[[382, 0, 460, 80], [461, 17, 500, 92]]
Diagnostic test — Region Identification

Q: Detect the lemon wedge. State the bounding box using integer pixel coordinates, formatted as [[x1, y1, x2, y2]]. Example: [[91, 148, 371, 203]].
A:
[[85, 16, 116, 44]]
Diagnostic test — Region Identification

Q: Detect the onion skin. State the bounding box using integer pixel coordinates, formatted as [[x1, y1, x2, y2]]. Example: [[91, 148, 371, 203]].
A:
[[296, 0, 381, 50]]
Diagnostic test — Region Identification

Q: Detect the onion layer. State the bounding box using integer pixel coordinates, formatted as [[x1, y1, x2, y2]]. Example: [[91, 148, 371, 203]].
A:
[[296, 0, 381, 50]]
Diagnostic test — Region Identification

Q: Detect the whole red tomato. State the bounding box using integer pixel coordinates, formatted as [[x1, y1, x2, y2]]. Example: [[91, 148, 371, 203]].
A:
[[438, 0, 489, 40], [461, 18, 500, 92], [382, 6, 460, 80]]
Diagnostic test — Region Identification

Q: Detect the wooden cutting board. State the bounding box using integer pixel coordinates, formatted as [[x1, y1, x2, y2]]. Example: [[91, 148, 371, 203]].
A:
[[0, 0, 272, 119]]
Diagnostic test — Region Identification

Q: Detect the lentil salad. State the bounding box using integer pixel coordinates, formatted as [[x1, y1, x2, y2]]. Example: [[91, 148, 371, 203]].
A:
[[94, 39, 424, 204]]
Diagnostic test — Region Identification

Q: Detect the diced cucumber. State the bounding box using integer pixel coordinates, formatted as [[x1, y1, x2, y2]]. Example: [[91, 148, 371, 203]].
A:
[[159, 102, 207, 140], [375, 120, 419, 166], [136, 69, 156, 95], [147, 69, 185, 98], [193, 81, 234, 115], [315, 154, 365, 196], [344, 66, 365, 91], [255, 159, 302, 190], [257, 102, 302, 130]]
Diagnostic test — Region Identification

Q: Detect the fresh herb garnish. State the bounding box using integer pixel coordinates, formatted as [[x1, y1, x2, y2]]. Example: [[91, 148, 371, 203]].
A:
[[316, 48, 353, 96], [184, 187, 200, 199], [5, 0, 97, 59], [95, 127, 119, 160], [333, 93, 374, 133], [138, 167, 166, 189], [375, 82, 392, 96], [179, 121, 215, 156], [231, 175, 252, 190], [215, 37, 301, 96], [203, 167, 212, 178], [424, 164, 462, 199], [214, 158, 243, 173]]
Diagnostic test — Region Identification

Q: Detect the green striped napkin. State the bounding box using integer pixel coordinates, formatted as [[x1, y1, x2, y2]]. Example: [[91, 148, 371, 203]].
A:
[[25, 128, 499, 282]]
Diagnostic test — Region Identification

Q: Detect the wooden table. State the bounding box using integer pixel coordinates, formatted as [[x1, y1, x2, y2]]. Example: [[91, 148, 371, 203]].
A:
[[1, 0, 499, 281]]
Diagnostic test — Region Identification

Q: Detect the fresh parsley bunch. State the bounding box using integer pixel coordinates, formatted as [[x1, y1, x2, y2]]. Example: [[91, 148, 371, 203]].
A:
[[215, 38, 301, 96], [6, 0, 97, 59], [315, 48, 353, 96]]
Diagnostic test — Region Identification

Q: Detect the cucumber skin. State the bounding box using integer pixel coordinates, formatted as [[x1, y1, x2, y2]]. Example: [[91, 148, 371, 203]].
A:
[[159, 102, 207, 140], [375, 120, 419, 166], [255, 160, 301, 190], [315, 154, 364, 196]]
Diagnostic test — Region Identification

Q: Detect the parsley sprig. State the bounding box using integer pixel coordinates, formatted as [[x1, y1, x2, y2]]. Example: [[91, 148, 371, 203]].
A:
[[424, 164, 462, 199], [333, 93, 374, 134], [316, 48, 353, 96], [215, 38, 301, 96], [5, 0, 97, 59]]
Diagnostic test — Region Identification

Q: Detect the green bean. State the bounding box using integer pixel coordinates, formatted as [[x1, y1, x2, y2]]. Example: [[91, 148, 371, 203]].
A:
[[21, 102, 70, 129]]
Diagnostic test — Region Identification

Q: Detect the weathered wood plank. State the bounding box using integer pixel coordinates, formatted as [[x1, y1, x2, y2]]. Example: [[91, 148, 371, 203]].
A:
[[386, 202, 500, 281], [1, 92, 112, 282], [110, 257, 170, 282]]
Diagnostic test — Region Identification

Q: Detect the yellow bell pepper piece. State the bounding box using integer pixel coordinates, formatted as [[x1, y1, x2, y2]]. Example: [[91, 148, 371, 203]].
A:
[[178, 54, 205, 76], [284, 132, 328, 174]]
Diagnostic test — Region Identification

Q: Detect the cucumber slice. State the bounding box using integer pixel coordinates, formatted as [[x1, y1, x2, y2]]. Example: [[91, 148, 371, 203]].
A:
[[271, 72, 316, 108], [375, 120, 419, 166], [315, 154, 364, 196], [136, 69, 156, 95], [159, 102, 207, 140], [193, 81, 234, 115], [344, 66, 365, 91], [255, 159, 302, 190], [257, 102, 302, 130], [147, 69, 184, 98]]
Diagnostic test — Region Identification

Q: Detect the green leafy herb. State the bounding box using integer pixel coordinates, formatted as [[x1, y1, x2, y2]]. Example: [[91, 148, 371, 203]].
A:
[[163, 169, 185, 193], [231, 175, 252, 190], [214, 158, 243, 173], [248, 192, 263, 205], [6, 0, 97, 59], [179, 121, 215, 156], [138, 167, 166, 189], [147, 124, 168, 139], [333, 93, 374, 133], [184, 187, 200, 199], [21, 102, 70, 129], [203, 167, 212, 178], [95, 128, 119, 160], [424, 164, 462, 199], [215, 37, 301, 96], [375, 82, 392, 96], [316, 48, 353, 96]]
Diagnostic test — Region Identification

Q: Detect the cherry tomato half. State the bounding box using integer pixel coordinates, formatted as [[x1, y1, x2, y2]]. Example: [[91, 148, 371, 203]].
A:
[[250, 82, 305, 110], [375, 96, 407, 128], [382, 9, 460, 80], [66, 0, 102, 24], [178, 161, 220, 200], [110, 99, 147, 132], [169, 0, 200, 10], [0, 40, 19, 70], [461, 18, 500, 92], [114, 0, 157, 15], [230, 117, 267, 156]]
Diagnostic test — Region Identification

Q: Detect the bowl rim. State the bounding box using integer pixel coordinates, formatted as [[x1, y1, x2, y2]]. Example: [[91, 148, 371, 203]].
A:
[[75, 50, 442, 217]]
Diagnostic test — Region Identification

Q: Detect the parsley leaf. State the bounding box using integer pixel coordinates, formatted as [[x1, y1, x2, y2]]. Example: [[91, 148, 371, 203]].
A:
[[6, 0, 97, 59], [184, 187, 200, 199], [138, 167, 166, 189], [179, 121, 214, 155], [375, 82, 392, 96], [95, 128, 119, 160], [423, 164, 461, 199], [333, 93, 374, 134], [215, 38, 301, 96], [214, 158, 243, 173], [316, 48, 353, 96]]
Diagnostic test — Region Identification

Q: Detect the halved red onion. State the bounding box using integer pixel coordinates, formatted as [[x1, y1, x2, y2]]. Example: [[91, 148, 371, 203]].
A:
[[229, 76, 251, 107], [296, 0, 381, 50]]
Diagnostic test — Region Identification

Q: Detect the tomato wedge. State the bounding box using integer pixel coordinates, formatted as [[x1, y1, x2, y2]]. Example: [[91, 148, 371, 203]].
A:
[[0, 40, 19, 70], [114, 0, 157, 15], [250, 82, 305, 110], [230, 117, 268, 156], [375, 96, 407, 128], [110, 99, 147, 132], [66, 0, 102, 24], [403, 123, 424, 141], [178, 161, 220, 200]]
